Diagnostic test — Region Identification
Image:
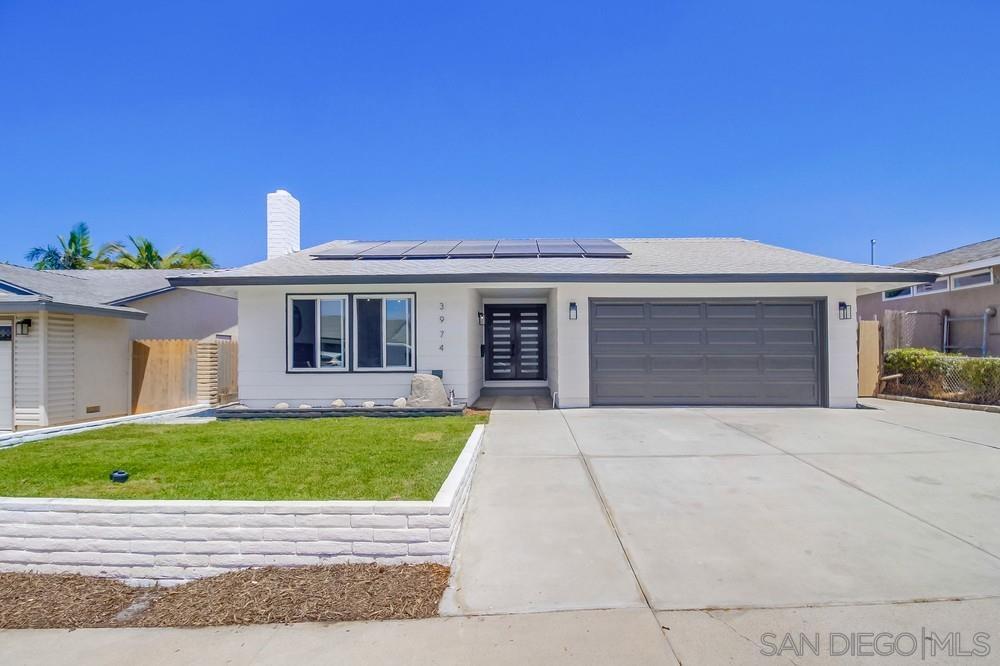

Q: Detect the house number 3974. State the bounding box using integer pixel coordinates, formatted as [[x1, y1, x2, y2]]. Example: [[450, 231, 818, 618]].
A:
[[439, 302, 445, 351]]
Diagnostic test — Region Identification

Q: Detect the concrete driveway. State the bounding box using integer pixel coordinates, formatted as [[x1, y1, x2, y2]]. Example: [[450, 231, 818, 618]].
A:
[[442, 398, 1000, 662]]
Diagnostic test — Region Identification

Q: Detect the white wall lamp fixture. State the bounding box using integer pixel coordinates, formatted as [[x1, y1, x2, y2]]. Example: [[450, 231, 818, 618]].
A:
[[569, 302, 578, 320], [16, 318, 31, 336]]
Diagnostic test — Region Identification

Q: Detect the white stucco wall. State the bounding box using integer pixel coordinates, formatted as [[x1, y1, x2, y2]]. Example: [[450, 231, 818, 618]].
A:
[[236, 284, 479, 407], [236, 281, 861, 409], [73, 315, 130, 422], [128, 289, 237, 341]]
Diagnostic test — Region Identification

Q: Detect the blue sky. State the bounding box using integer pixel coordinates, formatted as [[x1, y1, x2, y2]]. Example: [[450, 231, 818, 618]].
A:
[[1, 1, 998, 268]]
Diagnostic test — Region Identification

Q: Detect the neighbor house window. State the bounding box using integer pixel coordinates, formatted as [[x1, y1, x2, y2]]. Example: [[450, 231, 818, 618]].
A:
[[288, 296, 348, 371], [353, 295, 414, 371], [882, 286, 913, 301], [951, 270, 994, 290], [913, 278, 949, 295]]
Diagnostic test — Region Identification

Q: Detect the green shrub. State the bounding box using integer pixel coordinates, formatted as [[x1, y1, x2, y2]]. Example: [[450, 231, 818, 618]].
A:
[[955, 357, 1000, 403], [883, 347, 950, 379]]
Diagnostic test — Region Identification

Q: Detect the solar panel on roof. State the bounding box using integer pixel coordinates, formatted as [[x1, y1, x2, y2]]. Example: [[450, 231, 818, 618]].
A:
[[494, 239, 539, 257], [314, 241, 388, 258], [575, 239, 630, 257], [358, 240, 423, 258], [311, 238, 629, 261], [537, 239, 585, 256], [403, 240, 461, 257], [449, 240, 499, 257]]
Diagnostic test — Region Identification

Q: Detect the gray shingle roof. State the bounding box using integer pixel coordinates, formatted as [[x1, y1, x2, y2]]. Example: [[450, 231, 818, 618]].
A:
[[0, 266, 198, 318], [170, 238, 936, 286], [895, 237, 1000, 271]]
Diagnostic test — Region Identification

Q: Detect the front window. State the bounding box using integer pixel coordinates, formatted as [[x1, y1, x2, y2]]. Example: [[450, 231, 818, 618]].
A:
[[951, 270, 994, 290], [354, 295, 414, 370], [288, 296, 348, 371]]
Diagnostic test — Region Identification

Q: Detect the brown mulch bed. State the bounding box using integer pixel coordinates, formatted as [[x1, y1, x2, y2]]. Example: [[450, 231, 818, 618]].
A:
[[0, 572, 142, 629], [0, 564, 450, 629]]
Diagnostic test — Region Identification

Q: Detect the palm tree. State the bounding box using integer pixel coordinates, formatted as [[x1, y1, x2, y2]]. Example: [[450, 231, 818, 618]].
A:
[[108, 236, 217, 269], [25, 222, 116, 269]]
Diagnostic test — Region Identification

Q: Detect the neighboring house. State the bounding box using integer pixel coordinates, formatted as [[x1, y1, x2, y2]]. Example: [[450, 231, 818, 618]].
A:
[[0, 266, 237, 432], [171, 190, 934, 410], [857, 237, 1000, 356]]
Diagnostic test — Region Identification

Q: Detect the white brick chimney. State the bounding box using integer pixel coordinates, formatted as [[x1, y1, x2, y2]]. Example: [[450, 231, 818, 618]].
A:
[[266, 189, 301, 259]]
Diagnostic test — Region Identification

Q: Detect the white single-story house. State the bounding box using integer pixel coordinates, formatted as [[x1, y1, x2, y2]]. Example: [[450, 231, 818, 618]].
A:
[[0, 266, 237, 431], [171, 190, 936, 410]]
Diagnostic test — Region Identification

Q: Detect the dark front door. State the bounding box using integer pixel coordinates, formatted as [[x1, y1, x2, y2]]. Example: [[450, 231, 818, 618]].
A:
[[486, 305, 546, 380]]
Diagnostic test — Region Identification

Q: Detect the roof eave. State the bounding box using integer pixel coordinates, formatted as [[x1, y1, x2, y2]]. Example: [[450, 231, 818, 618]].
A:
[[0, 299, 147, 320], [170, 271, 940, 287]]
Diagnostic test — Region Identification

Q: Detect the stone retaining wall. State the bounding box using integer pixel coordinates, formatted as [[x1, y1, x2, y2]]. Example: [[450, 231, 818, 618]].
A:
[[0, 425, 484, 586]]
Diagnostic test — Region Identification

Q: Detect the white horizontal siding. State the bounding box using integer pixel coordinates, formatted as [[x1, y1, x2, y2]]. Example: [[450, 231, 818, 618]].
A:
[[13, 314, 42, 428], [46, 313, 75, 425]]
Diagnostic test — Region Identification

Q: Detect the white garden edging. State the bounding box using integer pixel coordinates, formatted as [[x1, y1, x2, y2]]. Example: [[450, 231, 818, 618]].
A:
[[0, 404, 213, 450], [0, 424, 485, 586]]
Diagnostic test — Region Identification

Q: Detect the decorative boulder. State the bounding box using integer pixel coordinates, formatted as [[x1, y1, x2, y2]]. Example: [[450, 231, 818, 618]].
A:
[[298, 404, 311, 409], [362, 400, 376, 408], [392, 397, 407, 408], [406, 374, 449, 408], [274, 402, 290, 410], [331, 399, 346, 408], [231, 404, 250, 410]]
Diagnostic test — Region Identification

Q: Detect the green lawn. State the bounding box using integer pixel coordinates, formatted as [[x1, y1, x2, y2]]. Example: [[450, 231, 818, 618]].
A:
[[0, 416, 486, 501]]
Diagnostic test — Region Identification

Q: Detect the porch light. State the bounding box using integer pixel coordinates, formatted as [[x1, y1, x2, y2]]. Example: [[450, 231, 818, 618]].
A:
[[15, 319, 31, 336], [569, 302, 578, 320], [477, 311, 485, 326], [838, 302, 852, 320]]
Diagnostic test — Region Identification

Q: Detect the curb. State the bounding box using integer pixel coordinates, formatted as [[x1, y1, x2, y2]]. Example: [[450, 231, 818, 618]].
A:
[[874, 394, 1000, 414]]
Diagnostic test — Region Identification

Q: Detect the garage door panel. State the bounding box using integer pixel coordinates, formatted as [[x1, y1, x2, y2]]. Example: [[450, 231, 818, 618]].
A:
[[593, 328, 647, 345], [650, 303, 701, 318], [763, 303, 815, 318], [764, 355, 817, 372], [706, 303, 758, 318], [706, 355, 760, 371], [763, 328, 815, 345], [650, 328, 702, 345], [706, 329, 760, 345], [590, 299, 822, 406], [650, 355, 706, 371], [592, 303, 645, 319], [593, 355, 647, 372]]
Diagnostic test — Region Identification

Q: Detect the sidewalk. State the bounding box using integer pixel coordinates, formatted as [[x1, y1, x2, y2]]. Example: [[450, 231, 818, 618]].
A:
[[0, 609, 677, 666]]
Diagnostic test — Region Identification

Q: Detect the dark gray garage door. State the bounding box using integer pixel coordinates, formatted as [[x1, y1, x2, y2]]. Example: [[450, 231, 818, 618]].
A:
[[589, 299, 824, 406]]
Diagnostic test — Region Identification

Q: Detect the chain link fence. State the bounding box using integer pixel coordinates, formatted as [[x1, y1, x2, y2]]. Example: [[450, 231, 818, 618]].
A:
[[882, 349, 1000, 405]]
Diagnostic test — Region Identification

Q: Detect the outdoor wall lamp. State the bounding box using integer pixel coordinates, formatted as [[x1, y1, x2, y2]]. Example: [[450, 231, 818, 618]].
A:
[[477, 311, 485, 326], [15, 318, 31, 336], [838, 302, 852, 320], [569, 302, 578, 320]]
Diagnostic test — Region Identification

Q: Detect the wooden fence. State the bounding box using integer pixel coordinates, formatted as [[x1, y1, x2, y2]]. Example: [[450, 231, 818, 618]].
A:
[[858, 320, 882, 397], [132, 339, 238, 414]]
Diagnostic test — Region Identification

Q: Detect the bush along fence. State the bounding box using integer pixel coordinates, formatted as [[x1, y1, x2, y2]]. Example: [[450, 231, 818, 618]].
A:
[[881, 348, 1000, 406], [0, 425, 484, 586]]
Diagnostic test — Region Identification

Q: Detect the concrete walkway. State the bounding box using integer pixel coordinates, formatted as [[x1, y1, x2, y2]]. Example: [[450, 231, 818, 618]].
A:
[[5, 398, 1000, 664]]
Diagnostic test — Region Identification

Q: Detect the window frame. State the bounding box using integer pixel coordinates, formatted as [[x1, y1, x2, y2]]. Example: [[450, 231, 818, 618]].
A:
[[881, 286, 914, 302], [286, 294, 350, 373], [950, 269, 995, 292], [912, 277, 949, 297], [352, 293, 417, 373]]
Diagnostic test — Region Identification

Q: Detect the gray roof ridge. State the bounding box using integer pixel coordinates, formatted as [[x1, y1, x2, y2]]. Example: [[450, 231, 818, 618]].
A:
[[741, 239, 930, 274], [894, 236, 1000, 267]]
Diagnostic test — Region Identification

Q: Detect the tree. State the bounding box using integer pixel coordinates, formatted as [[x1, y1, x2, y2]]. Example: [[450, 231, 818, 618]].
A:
[[25, 222, 117, 270], [107, 236, 217, 269]]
